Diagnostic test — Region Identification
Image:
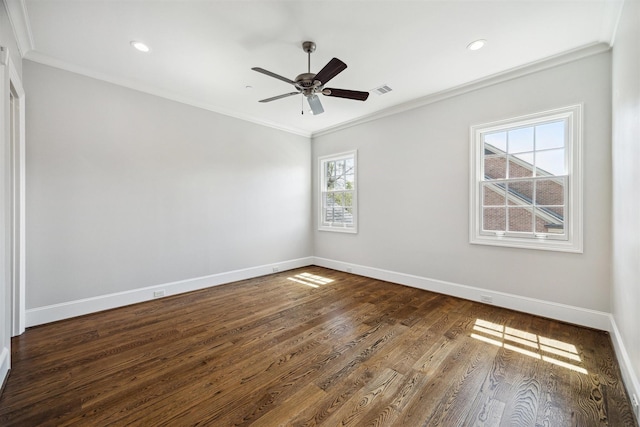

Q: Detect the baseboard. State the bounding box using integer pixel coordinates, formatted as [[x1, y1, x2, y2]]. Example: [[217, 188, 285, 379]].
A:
[[313, 257, 611, 331], [26, 255, 612, 331], [25, 257, 314, 327], [609, 315, 640, 421], [0, 346, 9, 395]]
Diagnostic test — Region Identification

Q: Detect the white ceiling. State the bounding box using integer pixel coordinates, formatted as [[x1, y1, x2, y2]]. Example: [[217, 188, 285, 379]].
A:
[[8, 0, 623, 136]]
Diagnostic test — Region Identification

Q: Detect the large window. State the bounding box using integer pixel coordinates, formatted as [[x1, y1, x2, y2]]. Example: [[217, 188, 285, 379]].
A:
[[319, 151, 357, 233], [470, 105, 582, 252]]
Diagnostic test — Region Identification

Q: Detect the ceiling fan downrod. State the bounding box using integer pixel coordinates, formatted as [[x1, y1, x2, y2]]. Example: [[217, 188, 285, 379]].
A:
[[302, 41, 316, 74]]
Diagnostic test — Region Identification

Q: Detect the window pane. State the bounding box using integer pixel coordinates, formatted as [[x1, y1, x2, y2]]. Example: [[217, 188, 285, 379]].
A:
[[507, 181, 534, 206], [536, 149, 565, 176], [346, 174, 355, 189], [536, 207, 564, 234], [344, 207, 354, 224], [535, 178, 565, 206], [536, 121, 565, 150], [508, 127, 534, 154], [345, 158, 354, 171], [334, 176, 346, 190], [483, 183, 506, 206], [509, 153, 534, 178], [340, 192, 353, 207], [323, 192, 335, 208], [508, 207, 533, 232], [326, 177, 335, 190], [484, 131, 507, 152], [483, 207, 506, 231], [335, 160, 345, 176], [484, 155, 506, 179], [326, 161, 336, 177]]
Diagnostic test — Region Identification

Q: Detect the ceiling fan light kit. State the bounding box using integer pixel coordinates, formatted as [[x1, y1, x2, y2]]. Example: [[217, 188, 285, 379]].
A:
[[252, 41, 370, 115]]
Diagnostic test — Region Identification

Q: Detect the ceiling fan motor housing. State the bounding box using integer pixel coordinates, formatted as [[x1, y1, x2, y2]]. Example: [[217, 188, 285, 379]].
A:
[[295, 72, 322, 97]]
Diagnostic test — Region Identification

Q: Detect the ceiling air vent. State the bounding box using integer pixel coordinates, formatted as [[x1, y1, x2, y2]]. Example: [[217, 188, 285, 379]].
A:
[[372, 84, 392, 95]]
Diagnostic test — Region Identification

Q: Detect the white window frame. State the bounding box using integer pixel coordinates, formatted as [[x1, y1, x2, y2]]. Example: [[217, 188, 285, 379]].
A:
[[318, 150, 358, 233], [469, 105, 583, 252]]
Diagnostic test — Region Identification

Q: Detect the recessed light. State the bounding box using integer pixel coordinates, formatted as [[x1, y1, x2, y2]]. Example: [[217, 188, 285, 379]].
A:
[[467, 39, 487, 51], [130, 41, 150, 53]]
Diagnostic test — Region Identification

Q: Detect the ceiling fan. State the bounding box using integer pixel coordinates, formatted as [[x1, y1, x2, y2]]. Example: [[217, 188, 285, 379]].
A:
[[252, 41, 369, 115]]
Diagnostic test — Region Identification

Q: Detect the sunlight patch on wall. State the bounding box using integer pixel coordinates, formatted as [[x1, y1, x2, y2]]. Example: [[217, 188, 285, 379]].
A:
[[471, 318, 587, 374]]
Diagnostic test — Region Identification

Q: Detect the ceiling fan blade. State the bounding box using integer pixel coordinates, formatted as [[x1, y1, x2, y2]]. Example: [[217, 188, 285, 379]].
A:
[[324, 88, 370, 101], [307, 95, 324, 115], [314, 58, 347, 85], [251, 67, 296, 85], [258, 92, 300, 103]]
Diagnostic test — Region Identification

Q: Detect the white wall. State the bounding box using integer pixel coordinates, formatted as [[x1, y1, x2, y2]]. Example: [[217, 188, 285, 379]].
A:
[[313, 51, 612, 313], [611, 0, 640, 409], [24, 61, 312, 310]]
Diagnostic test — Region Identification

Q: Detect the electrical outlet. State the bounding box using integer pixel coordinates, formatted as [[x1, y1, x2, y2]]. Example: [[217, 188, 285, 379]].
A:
[[153, 290, 165, 298], [272, 266, 279, 273], [480, 295, 493, 304], [632, 394, 639, 418]]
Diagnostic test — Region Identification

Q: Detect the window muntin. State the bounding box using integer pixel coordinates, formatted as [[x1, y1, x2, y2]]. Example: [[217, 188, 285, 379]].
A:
[[319, 151, 357, 233], [470, 105, 582, 252]]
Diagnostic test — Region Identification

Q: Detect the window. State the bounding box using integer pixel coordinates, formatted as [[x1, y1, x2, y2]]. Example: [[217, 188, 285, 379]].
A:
[[470, 105, 582, 252], [319, 151, 357, 233]]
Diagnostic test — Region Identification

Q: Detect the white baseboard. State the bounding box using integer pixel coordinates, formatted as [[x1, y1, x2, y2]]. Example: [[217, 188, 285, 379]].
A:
[[0, 346, 9, 390], [312, 257, 611, 331], [25, 257, 314, 327], [609, 315, 640, 422], [26, 255, 612, 331]]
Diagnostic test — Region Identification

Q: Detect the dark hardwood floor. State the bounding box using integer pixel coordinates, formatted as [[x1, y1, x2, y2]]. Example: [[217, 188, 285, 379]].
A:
[[0, 266, 637, 426]]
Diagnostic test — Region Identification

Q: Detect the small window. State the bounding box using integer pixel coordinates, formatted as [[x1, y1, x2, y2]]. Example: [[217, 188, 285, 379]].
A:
[[470, 105, 582, 252], [319, 151, 357, 233]]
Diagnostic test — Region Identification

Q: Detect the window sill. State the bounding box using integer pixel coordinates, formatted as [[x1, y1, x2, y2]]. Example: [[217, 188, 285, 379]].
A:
[[470, 234, 582, 253], [318, 225, 358, 234]]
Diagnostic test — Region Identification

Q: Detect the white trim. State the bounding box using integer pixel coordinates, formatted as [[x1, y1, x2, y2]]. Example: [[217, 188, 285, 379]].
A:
[[312, 257, 611, 331], [313, 43, 609, 138], [469, 104, 583, 253], [318, 150, 358, 233], [8, 57, 25, 336], [4, 0, 35, 57], [606, 0, 626, 47], [26, 255, 615, 331], [0, 46, 11, 390], [609, 315, 640, 424], [0, 346, 9, 388], [25, 257, 314, 327], [23, 53, 312, 138], [20, 41, 608, 140]]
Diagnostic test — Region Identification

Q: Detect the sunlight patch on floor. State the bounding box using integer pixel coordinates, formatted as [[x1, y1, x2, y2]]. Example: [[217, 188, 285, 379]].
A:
[[471, 318, 588, 374], [287, 272, 335, 288]]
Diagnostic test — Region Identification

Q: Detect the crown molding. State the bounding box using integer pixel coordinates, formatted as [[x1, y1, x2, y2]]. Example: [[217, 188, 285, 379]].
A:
[[312, 42, 611, 138], [22, 39, 609, 141], [24, 51, 312, 138], [4, 0, 35, 57]]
